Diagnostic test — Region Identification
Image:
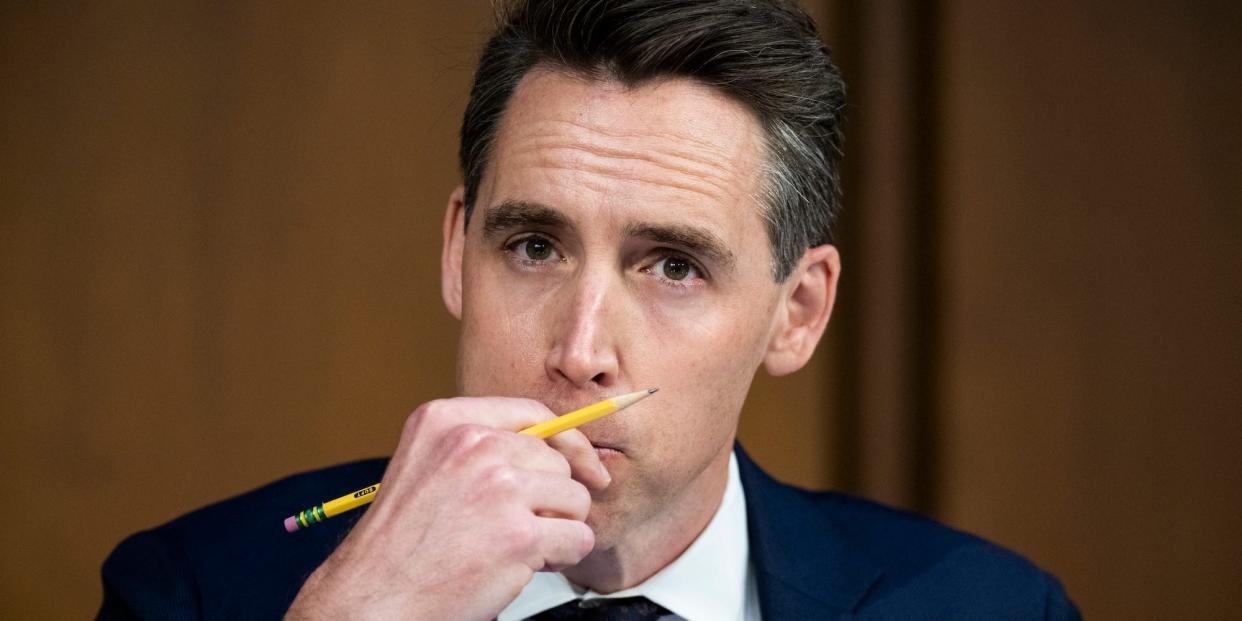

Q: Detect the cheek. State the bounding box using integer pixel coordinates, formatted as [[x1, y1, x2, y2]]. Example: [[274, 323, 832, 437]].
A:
[[635, 293, 774, 438], [457, 268, 550, 393], [639, 291, 772, 379]]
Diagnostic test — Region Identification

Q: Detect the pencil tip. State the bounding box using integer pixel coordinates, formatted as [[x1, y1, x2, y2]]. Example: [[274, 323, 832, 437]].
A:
[[647, 387, 659, 394]]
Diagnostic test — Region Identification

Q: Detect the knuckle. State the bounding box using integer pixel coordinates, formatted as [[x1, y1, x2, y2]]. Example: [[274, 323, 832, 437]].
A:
[[405, 399, 448, 434], [569, 481, 592, 511], [448, 424, 493, 455], [401, 407, 426, 437], [503, 519, 538, 552], [482, 464, 521, 494]]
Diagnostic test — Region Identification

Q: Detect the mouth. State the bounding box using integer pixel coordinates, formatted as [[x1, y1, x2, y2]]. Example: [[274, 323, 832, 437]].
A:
[[590, 442, 625, 458]]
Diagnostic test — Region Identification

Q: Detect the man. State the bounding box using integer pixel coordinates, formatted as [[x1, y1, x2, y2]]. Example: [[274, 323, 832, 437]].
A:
[[99, 1, 1079, 619]]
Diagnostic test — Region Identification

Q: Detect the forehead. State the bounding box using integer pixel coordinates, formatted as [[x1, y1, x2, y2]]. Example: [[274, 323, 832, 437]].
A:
[[478, 67, 770, 254]]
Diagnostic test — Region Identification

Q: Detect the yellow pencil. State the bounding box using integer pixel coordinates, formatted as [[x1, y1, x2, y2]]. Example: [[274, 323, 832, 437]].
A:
[[283, 388, 657, 533]]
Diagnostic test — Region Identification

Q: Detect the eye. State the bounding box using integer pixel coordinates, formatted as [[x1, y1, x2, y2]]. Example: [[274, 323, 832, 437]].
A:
[[661, 256, 692, 280], [650, 254, 702, 283], [506, 235, 561, 263]]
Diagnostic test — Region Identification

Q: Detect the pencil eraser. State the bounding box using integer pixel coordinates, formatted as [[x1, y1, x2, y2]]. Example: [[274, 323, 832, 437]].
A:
[[284, 516, 300, 533]]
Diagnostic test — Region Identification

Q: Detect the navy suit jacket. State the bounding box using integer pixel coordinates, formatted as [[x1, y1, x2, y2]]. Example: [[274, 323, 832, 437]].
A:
[[99, 445, 1079, 620]]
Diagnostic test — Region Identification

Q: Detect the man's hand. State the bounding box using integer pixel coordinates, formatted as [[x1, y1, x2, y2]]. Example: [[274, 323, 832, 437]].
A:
[[285, 397, 610, 620]]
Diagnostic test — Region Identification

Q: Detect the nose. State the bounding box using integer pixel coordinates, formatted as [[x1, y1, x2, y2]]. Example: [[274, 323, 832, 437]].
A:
[[545, 271, 619, 389]]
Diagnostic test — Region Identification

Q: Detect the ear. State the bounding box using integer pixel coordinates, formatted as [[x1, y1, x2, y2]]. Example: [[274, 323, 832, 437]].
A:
[[441, 185, 467, 320], [763, 245, 841, 376]]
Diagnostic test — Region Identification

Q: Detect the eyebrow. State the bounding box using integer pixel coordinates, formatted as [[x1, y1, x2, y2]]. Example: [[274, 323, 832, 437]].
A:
[[481, 199, 737, 273], [481, 200, 569, 238], [622, 221, 736, 273]]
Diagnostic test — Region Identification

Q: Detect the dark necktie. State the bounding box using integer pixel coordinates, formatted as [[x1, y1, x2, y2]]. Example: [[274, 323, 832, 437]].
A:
[[529, 596, 673, 620]]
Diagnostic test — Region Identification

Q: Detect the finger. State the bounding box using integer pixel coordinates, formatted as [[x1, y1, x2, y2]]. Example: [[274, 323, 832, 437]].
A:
[[520, 470, 592, 521], [507, 432, 573, 478], [533, 517, 595, 572], [458, 396, 558, 430], [408, 397, 557, 439], [543, 428, 611, 491]]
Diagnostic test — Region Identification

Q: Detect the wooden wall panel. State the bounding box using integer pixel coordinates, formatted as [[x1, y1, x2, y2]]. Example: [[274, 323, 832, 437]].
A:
[[6, 0, 1238, 618], [938, 2, 1242, 618], [0, 3, 840, 616], [0, 3, 493, 617]]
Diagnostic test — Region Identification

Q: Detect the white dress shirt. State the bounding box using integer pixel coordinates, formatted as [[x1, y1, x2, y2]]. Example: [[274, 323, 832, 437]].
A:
[[497, 452, 761, 621]]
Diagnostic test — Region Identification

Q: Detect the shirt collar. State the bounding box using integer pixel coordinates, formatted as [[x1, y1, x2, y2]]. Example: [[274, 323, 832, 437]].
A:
[[498, 452, 751, 621]]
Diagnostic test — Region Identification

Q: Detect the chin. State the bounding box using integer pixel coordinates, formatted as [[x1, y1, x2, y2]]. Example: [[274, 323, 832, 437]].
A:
[[583, 496, 631, 551]]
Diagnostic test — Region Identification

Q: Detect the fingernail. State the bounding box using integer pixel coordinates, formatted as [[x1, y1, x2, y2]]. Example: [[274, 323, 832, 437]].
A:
[[597, 462, 611, 485]]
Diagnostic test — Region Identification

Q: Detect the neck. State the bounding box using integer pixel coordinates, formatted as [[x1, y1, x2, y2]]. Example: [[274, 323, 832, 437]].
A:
[[562, 443, 734, 593]]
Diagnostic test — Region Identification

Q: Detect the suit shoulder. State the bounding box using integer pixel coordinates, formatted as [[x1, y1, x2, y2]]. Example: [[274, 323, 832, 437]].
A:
[[99, 458, 388, 620], [151, 457, 388, 539], [799, 489, 1078, 618], [794, 488, 981, 566]]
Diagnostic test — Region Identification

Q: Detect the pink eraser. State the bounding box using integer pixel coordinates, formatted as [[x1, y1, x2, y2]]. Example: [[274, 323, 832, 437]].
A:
[[284, 516, 300, 533]]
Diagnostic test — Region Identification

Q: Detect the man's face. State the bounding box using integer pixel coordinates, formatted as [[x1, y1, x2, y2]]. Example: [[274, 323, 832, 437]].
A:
[[448, 67, 788, 549]]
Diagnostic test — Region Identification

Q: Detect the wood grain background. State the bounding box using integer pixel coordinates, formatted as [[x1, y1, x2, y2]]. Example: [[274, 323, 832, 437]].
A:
[[2, 2, 1238, 618]]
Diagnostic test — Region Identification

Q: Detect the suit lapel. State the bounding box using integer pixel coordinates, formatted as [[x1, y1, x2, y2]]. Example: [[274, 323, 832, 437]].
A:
[[735, 444, 882, 620]]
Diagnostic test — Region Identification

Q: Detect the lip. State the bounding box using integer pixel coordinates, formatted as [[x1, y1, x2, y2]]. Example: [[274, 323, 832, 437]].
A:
[[590, 442, 625, 456]]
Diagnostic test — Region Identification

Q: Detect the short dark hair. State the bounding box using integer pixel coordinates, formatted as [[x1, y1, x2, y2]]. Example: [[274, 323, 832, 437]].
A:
[[459, 0, 846, 281]]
